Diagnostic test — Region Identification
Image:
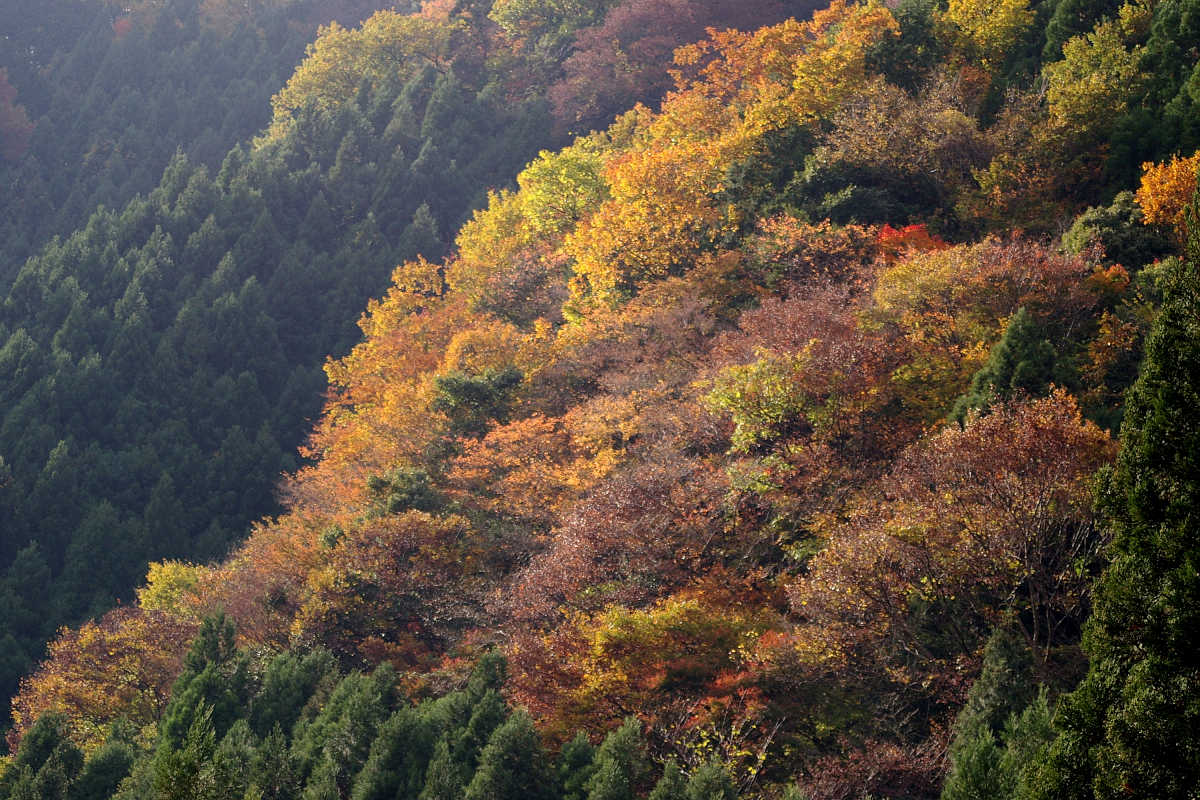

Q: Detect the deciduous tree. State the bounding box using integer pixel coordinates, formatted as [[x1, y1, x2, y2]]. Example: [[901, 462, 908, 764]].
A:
[[9, 609, 198, 754]]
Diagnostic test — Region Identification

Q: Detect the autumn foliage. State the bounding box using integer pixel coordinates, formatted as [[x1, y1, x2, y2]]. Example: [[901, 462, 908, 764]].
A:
[[1135, 150, 1200, 241], [9, 608, 198, 754], [6, 1, 1176, 797], [791, 392, 1114, 682]]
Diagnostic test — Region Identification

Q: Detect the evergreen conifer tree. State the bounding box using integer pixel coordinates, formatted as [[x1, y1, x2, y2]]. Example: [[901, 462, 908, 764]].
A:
[[1025, 203, 1200, 799], [943, 727, 1004, 800], [646, 761, 688, 800], [583, 718, 648, 800], [0, 713, 82, 800], [419, 737, 465, 800], [158, 615, 250, 753], [463, 711, 555, 800], [350, 707, 434, 800], [951, 308, 1061, 423], [942, 627, 1040, 800], [953, 627, 1037, 746], [451, 690, 509, 772], [69, 739, 136, 800], [247, 728, 298, 800], [249, 649, 338, 739], [684, 763, 736, 800], [152, 704, 217, 800], [557, 732, 597, 800], [1002, 691, 1054, 798]]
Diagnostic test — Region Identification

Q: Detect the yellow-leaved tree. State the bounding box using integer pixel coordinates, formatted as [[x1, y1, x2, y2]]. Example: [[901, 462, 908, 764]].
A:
[[1044, 11, 1145, 136], [942, 0, 1034, 72], [263, 7, 464, 141], [563, 1, 898, 313], [9, 609, 198, 753]]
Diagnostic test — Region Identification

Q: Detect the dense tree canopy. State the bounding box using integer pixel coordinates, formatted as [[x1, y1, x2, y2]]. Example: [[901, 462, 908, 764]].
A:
[[2, 0, 1200, 798], [0, 0, 556, 731]]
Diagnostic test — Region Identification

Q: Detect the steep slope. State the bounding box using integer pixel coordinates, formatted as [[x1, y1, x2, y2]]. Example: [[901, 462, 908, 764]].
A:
[[8, 0, 1200, 798], [0, 0, 837, 728], [0, 0, 554, 724], [0, 0, 365, 279]]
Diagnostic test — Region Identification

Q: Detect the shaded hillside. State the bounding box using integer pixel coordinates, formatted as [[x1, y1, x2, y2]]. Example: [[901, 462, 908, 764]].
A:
[[0, 0, 555, 725], [0, 0, 349, 277]]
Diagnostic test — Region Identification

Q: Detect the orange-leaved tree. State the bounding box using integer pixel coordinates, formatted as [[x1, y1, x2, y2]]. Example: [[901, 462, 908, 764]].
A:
[[1136, 149, 1200, 243], [9, 608, 198, 754], [562, 1, 899, 313]]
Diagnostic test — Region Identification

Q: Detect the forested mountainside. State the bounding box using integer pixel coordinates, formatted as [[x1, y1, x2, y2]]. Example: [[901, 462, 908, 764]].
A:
[[0, 0, 416, 276], [0, 0, 543, 712], [3, 0, 1200, 798], [0, 0, 818, 728]]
